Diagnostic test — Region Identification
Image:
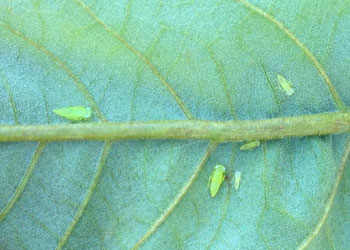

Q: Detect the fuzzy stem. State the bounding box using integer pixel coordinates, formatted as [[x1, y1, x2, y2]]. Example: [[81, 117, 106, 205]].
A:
[[1, 112, 350, 142]]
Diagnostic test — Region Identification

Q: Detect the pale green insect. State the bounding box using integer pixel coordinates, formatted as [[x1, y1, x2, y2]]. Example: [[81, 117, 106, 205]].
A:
[[240, 140, 260, 151], [208, 165, 226, 197], [53, 106, 91, 121], [277, 74, 295, 96], [234, 171, 242, 191]]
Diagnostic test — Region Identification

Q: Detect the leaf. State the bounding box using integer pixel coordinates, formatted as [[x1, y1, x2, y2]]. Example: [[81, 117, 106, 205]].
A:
[[0, 0, 350, 249]]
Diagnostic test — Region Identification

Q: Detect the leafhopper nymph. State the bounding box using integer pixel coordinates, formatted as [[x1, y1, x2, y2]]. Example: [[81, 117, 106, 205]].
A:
[[234, 171, 242, 191], [240, 140, 260, 151], [277, 74, 295, 96]]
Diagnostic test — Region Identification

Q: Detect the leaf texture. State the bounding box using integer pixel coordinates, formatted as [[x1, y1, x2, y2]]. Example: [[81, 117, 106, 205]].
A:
[[0, 0, 350, 249]]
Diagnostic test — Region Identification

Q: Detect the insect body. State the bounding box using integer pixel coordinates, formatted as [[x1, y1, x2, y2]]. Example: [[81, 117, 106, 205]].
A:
[[53, 106, 91, 121], [240, 140, 260, 151], [208, 165, 226, 197], [277, 74, 294, 96], [234, 171, 242, 190]]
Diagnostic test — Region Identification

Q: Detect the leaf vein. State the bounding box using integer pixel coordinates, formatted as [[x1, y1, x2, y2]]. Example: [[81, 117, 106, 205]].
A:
[[0, 68, 19, 124], [0, 22, 107, 121], [0, 142, 46, 223], [119, 0, 134, 36], [56, 141, 112, 250], [73, 0, 194, 119], [206, 47, 236, 119], [132, 141, 219, 249], [297, 138, 350, 250], [257, 142, 270, 249]]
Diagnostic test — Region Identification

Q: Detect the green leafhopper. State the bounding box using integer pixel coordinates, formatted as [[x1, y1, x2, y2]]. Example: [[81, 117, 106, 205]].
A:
[[208, 165, 226, 197], [234, 171, 242, 191], [240, 140, 260, 151], [53, 106, 91, 121], [277, 74, 294, 96]]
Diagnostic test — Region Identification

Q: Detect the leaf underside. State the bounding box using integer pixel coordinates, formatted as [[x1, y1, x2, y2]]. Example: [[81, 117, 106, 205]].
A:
[[0, 1, 350, 249]]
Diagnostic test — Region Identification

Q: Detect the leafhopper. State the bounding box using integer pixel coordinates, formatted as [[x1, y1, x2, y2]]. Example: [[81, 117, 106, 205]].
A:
[[234, 171, 242, 191], [277, 74, 294, 96], [240, 140, 260, 151], [208, 165, 226, 197], [53, 106, 91, 121]]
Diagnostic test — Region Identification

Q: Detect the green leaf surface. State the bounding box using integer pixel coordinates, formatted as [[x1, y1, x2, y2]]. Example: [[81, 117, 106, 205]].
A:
[[1, 0, 350, 249]]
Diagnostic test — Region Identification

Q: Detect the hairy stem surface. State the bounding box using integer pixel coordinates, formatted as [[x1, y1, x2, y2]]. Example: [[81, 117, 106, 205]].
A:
[[1, 112, 350, 142]]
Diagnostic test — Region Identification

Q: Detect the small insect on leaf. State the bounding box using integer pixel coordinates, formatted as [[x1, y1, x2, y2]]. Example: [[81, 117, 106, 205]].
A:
[[277, 74, 294, 96], [53, 106, 92, 121], [234, 171, 242, 191], [240, 140, 260, 151], [208, 165, 226, 197]]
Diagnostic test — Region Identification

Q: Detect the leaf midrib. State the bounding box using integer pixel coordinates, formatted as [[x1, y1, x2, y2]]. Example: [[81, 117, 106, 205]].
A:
[[1, 112, 350, 142]]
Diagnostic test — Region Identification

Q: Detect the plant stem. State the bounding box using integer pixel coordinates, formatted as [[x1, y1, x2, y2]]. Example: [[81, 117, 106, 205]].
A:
[[1, 112, 350, 142]]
